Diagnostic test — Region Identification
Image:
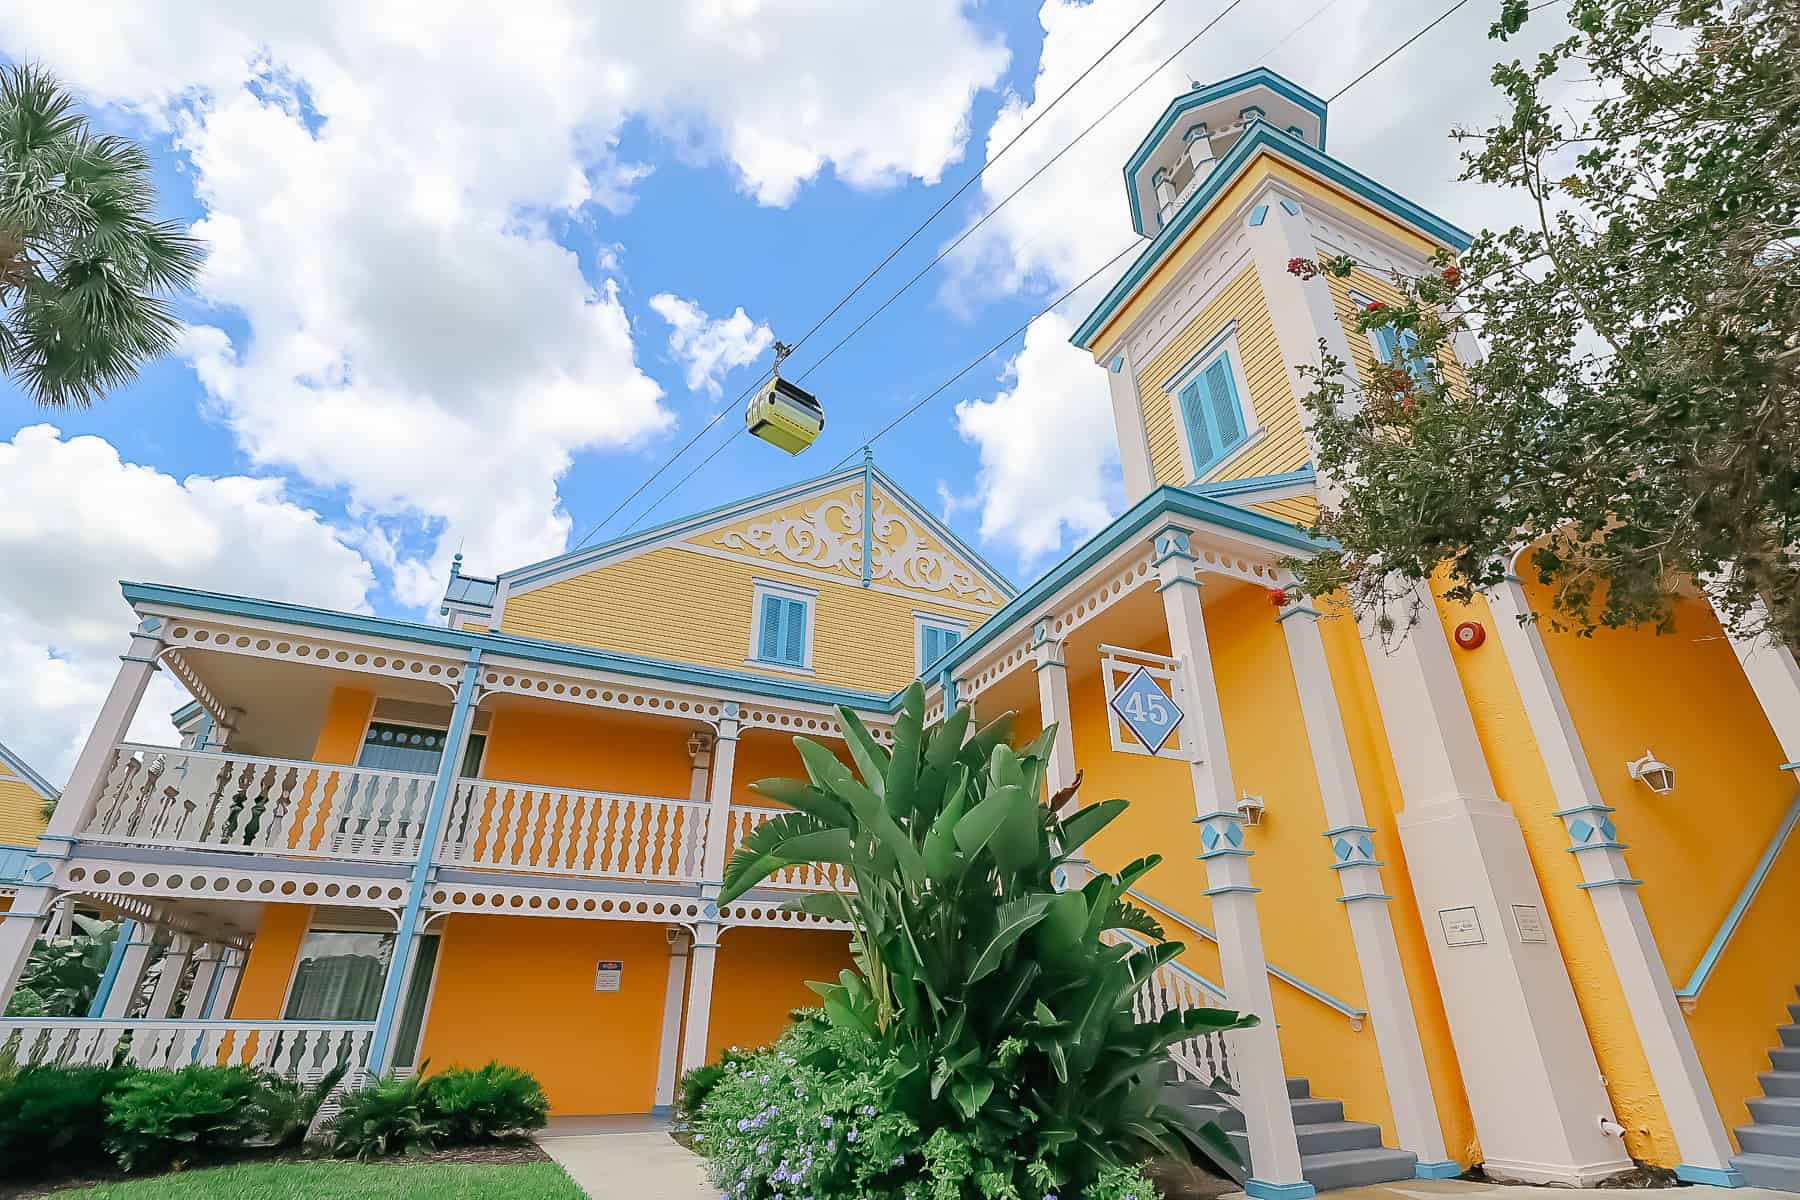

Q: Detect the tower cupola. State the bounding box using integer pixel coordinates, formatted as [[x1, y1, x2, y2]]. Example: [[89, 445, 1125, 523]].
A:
[[1123, 68, 1328, 237]]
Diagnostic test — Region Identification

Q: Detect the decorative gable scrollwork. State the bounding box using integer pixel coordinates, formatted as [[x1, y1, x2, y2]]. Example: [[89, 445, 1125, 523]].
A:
[[709, 490, 1003, 606]]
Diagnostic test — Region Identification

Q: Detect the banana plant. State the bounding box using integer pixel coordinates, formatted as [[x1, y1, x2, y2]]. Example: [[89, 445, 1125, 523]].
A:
[[719, 682, 1256, 1192]]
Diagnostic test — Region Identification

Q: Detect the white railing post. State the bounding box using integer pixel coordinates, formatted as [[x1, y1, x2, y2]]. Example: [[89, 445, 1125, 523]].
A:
[[1152, 524, 1309, 1199], [1278, 597, 1455, 1177], [1488, 577, 1742, 1184], [654, 927, 692, 1114], [1031, 619, 1080, 817], [144, 934, 192, 1019], [700, 709, 741, 888], [683, 705, 740, 1078], [180, 945, 224, 1020], [100, 925, 159, 1019]]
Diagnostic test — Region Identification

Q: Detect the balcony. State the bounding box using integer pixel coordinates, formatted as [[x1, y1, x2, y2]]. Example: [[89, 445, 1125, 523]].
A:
[[0, 1018, 374, 1080]]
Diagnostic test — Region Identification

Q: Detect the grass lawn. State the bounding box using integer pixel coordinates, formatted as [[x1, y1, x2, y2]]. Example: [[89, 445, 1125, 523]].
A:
[[46, 1160, 585, 1199]]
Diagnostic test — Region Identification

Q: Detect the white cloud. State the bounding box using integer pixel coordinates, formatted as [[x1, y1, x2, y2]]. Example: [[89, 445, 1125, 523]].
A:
[[0, 1, 1009, 593], [953, 312, 1120, 570], [649, 294, 774, 397], [0, 426, 375, 781]]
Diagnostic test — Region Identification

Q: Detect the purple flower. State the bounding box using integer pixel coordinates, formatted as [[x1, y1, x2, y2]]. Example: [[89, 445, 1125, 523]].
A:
[[847, 1129, 858, 1143], [821, 1116, 833, 1128]]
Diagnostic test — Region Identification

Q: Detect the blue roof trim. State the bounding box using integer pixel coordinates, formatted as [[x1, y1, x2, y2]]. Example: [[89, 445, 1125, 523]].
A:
[[169, 699, 206, 728], [1125, 69, 1330, 236], [0, 740, 56, 800], [0, 844, 40, 886], [1187, 467, 1317, 500], [121, 581, 898, 713], [1077, 127, 1474, 350]]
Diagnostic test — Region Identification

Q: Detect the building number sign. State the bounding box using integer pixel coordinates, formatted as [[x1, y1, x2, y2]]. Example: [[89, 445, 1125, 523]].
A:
[[1109, 666, 1185, 754]]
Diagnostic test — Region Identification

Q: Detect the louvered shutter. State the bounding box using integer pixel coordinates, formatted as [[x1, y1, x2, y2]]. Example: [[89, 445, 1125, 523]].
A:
[[779, 597, 807, 666], [1202, 358, 1244, 450], [759, 594, 784, 661], [1178, 379, 1215, 462]]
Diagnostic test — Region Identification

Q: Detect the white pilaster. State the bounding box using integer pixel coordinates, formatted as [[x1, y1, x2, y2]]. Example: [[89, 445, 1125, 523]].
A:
[[679, 922, 721, 1076], [1277, 600, 1455, 1176], [1153, 524, 1311, 1199], [700, 709, 741, 888], [1103, 341, 1157, 500], [207, 948, 246, 1019], [1712, 596, 1800, 767], [1031, 618, 1080, 814], [655, 928, 693, 1113], [101, 929, 159, 1019], [180, 944, 224, 1020], [1488, 577, 1742, 1184], [144, 934, 192, 1019], [1360, 580, 1631, 1185], [686, 732, 715, 879]]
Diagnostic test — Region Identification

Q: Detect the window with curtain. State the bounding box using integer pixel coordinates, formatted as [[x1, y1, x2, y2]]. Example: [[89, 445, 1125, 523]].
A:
[[356, 721, 486, 777], [1176, 348, 1249, 475], [283, 930, 393, 1021], [753, 589, 812, 668], [918, 622, 963, 673]]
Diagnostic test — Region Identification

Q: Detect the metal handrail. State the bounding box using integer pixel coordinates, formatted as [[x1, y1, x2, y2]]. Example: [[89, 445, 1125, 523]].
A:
[[1675, 788, 1800, 1005]]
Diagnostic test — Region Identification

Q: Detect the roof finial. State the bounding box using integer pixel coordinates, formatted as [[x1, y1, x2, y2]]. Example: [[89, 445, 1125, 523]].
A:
[[862, 444, 874, 466], [450, 551, 463, 579]]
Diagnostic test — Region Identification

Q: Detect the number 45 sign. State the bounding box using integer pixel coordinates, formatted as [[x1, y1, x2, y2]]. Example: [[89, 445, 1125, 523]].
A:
[[1101, 646, 1190, 758]]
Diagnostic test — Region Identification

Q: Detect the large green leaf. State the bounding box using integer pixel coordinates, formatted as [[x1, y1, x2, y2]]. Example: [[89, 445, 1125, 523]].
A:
[[836, 706, 891, 798], [747, 776, 852, 826], [718, 810, 838, 903], [1058, 798, 1127, 855], [965, 894, 1052, 984]]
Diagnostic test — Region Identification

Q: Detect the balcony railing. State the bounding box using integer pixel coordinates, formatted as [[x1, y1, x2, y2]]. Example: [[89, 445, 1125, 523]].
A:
[[1105, 928, 1240, 1093], [0, 1018, 374, 1080], [78, 744, 849, 893]]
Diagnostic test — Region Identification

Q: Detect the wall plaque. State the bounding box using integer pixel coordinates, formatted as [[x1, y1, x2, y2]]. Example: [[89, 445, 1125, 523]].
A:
[[1438, 906, 1485, 947]]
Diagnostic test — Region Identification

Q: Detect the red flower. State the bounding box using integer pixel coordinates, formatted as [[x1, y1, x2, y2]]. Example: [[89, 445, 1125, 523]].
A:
[[1441, 265, 1462, 285], [1267, 587, 1291, 608], [1364, 300, 1386, 313], [1286, 256, 1311, 276]]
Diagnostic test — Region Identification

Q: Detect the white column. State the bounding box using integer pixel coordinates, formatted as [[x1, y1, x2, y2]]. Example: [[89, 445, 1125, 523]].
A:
[[1102, 341, 1156, 501], [0, 620, 167, 1012], [1713, 596, 1800, 766], [680, 921, 721, 1076], [1154, 168, 1178, 225], [686, 732, 715, 876], [700, 711, 741, 888], [1153, 524, 1310, 1199], [683, 706, 740, 1077], [180, 944, 224, 1020], [1031, 619, 1080, 814], [1488, 578, 1742, 1184], [655, 928, 693, 1113], [1184, 123, 1216, 174], [144, 934, 192, 1019], [1359, 579, 1631, 1185], [101, 928, 159, 1019], [206, 948, 246, 1019], [1277, 599, 1456, 1177]]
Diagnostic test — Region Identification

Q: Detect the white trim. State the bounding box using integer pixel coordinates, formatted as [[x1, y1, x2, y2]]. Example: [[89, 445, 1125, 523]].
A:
[[674, 542, 998, 616], [748, 580, 817, 672]]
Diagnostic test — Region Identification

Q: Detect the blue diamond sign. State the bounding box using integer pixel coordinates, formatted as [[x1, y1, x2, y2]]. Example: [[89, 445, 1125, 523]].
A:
[[1110, 666, 1184, 754]]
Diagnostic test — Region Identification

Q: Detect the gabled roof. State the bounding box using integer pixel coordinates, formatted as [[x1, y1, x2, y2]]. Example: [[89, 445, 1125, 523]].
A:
[[0, 740, 57, 801], [497, 456, 1016, 602]]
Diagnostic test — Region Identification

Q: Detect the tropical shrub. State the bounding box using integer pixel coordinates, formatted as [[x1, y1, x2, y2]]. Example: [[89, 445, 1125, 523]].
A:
[[697, 685, 1253, 1199], [13, 916, 120, 1016], [0, 1064, 130, 1178], [257, 1063, 349, 1149], [428, 1062, 549, 1142], [102, 1064, 269, 1172], [3, 987, 45, 1017], [327, 1070, 447, 1160], [677, 1042, 760, 1124]]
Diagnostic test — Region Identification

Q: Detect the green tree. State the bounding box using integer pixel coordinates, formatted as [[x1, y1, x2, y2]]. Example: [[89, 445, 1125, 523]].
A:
[[0, 63, 201, 408], [1287, 0, 1799, 640]]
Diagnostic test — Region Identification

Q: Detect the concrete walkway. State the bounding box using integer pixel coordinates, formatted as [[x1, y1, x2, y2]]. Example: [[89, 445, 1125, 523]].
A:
[[535, 1118, 710, 1200]]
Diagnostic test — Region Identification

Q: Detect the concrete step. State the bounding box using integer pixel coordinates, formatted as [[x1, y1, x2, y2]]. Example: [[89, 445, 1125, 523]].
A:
[[1733, 1153, 1800, 1192], [1779, 1024, 1800, 1048], [1301, 1147, 1420, 1191], [1748, 1095, 1800, 1127], [1295, 1121, 1387, 1155], [1789, 1002, 1800, 1023], [1773, 1046, 1800, 1072], [1286, 1076, 1311, 1099], [1738, 1122, 1800, 1157], [1290, 1097, 1346, 1126], [1761, 1070, 1800, 1098]]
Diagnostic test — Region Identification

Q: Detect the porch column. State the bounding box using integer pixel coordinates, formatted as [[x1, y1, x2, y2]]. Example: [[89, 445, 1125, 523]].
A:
[[144, 934, 192, 1019], [96, 921, 156, 1019], [1358, 579, 1630, 1185], [206, 948, 246, 1019], [1712, 596, 1800, 767], [684, 706, 740, 1076], [369, 647, 482, 1073], [180, 944, 224, 1020], [1152, 524, 1310, 1200], [654, 927, 693, 1113], [686, 733, 715, 879], [1277, 598, 1455, 1177], [1488, 577, 1742, 1184], [0, 619, 166, 1011], [1031, 618, 1080, 815]]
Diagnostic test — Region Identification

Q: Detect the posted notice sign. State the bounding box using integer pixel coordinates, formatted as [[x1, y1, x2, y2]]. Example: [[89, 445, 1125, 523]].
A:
[[594, 960, 623, 992]]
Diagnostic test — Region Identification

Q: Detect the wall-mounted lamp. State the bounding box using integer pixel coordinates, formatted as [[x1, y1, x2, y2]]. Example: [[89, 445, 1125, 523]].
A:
[[1626, 750, 1675, 795], [1237, 791, 1266, 827]]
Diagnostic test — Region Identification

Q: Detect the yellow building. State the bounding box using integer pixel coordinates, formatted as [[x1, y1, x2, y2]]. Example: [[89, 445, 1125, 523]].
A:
[[0, 68, 1796, 1197]]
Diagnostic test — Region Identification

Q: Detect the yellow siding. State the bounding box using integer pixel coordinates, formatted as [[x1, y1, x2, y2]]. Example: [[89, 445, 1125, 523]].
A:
[[1327, 268, 1468, 396], [502, 545, 982, 693], [1249, 495, 1318, 526], [1138, 268, 1307, 487], [0, 774, 48, 845], [700, 485, 866, 590]]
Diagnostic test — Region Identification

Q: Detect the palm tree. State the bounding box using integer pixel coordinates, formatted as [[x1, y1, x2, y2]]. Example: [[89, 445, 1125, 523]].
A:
[[0, 63, 202, 408]]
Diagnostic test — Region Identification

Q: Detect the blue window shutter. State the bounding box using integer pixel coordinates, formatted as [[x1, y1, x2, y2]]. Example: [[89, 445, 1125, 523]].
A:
[[759, 595, 784, 661], [1397, 328, 1432, 387], [1178, 379, 1214, 464], [1202, 358, 1244, 450], [780, 598, 807, 665], [1372, 324, 1401, 364], [921, 624, 961, 670]]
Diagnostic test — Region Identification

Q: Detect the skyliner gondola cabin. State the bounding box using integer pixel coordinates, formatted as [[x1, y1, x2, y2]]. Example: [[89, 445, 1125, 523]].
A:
[[746, 374, 824, 454]]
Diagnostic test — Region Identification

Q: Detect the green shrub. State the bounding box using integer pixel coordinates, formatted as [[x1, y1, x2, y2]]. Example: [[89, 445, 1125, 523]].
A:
[[3, 986, 46, 1017], [102, 1064, 269, 1172], [0, 1064, 131, 1178], [257, 1063, 349, 1149], [676, 1043, 759, 1123], [428, 1062, 548, 1142], [327, 1071, 447, 1161]]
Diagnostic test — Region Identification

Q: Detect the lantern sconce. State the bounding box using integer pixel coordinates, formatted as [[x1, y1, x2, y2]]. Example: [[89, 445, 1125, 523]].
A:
[[1626, 750, 1675, 795], [1237, 791, 1267, 827]]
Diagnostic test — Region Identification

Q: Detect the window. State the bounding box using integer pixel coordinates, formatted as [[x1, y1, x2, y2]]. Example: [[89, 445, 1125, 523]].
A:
[[750, 582, 815, 670], [1174, 344, 1251, 475], [1355, 291, 1435, 389], [357, 721, 486, 777], [283, 930, 393, 1021], [917, 619, 965, 673]]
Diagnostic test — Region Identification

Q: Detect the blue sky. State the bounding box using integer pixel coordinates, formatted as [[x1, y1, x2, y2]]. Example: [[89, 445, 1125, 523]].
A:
[[0, 0, 1561, 773]]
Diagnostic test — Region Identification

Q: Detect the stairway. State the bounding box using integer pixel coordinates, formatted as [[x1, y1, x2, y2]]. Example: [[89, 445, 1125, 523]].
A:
[[1166, 1074, 1420, 1191], [1731, 987, 1800, 1192]]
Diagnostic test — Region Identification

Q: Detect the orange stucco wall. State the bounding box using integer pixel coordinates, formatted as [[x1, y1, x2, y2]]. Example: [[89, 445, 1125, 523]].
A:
[[230, 903, 313, 1019], [707, 927, 853, 1060]]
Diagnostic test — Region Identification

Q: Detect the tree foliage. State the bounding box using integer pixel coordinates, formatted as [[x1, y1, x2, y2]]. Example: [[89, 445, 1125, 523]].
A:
[[707, 683, 1253, 1198], [1288, 0, 1799, 640], [0, 63, 201, 408]]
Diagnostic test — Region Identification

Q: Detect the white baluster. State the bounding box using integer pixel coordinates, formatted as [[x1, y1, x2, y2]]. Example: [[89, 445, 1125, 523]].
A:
[[649, 803, 670, 878], [520, 789, 546, 869], [572, 792, 595, 873], [620, 799, 643, 876], [545, 791, 573, 871]]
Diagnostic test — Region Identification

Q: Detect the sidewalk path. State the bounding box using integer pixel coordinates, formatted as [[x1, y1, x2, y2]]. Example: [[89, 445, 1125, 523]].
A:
[[535, 1118, 711, 1200]]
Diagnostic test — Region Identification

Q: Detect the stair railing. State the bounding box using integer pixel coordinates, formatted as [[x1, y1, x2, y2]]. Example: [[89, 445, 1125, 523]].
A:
[[1675, 788, 1800, 1010]]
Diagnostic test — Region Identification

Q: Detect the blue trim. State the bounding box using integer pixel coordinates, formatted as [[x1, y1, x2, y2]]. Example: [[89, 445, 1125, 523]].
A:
[[1246, 1178, 1317, 1200], [1675, 1164, 1744, 1187], [1080, 125, 1473, 349], [1278, 198, 1301, 216], [87, 919, 136, 1018], [1576, 878, 1642, 890], [860, 448, 874, 589], [1197, 848, 1254, 861], [368, 647, 482, 1073], [1781, 760, 1800, 772], [1124, 69, 1330, 235], [169, 699, 205, 728], [1189, 467, 1316, 501], [1676, 789, 1800, 1001], [1321, 823, 1375, 837], [1329, 859, 1386, 871], [0, 739, 57, 801], [1551, 803, 1617, 818], [1566, 840, 1629, 853], [1336, 892, 1395, 903], [1111, 926, 1229, 1001], [1249, 204, 1268, 226], [1415, 1161, 1462, 1180], [1202, 884, 1262, 896]]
